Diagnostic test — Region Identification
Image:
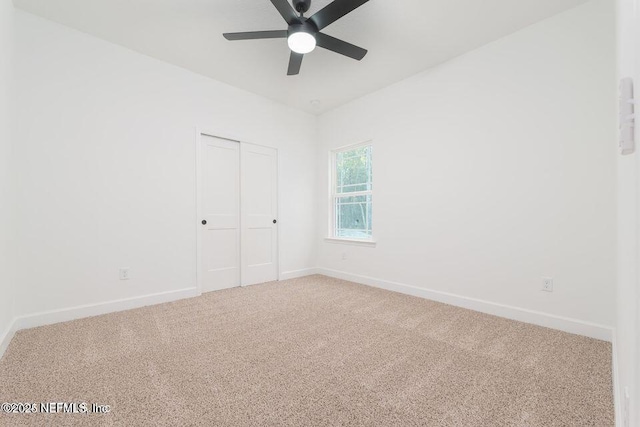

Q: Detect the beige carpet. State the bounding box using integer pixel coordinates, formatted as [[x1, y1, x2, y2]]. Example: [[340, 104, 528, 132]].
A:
[[0, 275, 613, 426]]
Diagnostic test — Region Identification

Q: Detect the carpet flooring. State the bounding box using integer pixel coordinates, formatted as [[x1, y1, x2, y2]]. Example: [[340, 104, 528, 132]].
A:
[[0, 275, 613, 426]]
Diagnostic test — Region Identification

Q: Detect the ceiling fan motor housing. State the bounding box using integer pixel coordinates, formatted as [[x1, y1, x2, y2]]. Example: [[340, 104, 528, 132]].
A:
[[288, 20, 318, 37], [293, 0, 311, 14]]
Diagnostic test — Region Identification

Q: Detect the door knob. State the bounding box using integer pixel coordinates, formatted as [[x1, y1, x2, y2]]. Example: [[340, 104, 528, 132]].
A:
[[273, 219, 277, 224], [202, 220, 207, 225]]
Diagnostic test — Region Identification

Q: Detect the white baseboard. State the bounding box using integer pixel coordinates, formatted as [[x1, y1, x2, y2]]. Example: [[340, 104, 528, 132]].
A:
[[0, 287, 199, 360], [280, 268, 319, 281], [0, 320, 17, 362], [318, 268, 613, 342], [1, 269, 614, 361]]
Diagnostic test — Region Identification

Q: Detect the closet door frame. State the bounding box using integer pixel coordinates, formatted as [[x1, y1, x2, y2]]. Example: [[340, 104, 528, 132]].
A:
[[195, 128, 281, 294]]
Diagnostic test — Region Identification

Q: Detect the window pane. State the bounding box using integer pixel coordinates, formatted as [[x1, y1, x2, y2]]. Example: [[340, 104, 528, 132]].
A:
[[336, 145, 372, 194], [335, 195, 372, 239]]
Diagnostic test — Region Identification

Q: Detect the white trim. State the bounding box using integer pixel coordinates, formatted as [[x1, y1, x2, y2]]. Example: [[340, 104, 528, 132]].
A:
[[612, 331, 623, 427], [195, 127, 204, 294], [334, 190, 372, 198], [276, 148, 282, 283], [0, 269, 615, 364], [14, 288, 199, 331], [238, 139, 244, 286], [333, 139, 375, 152], [196, 127, 278, 152], [280, 268, 319, 280], [0, 320, 17, 361], [0, 287, 199, 360], [326, 148, 333, 241], [324, 237, 377, 247], [317, 268, 613, 341]]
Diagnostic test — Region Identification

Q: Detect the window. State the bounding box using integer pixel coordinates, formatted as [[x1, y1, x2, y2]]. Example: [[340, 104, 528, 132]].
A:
[[331, 143, 373, 240]]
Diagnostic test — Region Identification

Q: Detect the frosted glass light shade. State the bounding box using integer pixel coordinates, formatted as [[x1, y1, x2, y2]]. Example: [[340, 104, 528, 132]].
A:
[[288, 31, 316, 54]]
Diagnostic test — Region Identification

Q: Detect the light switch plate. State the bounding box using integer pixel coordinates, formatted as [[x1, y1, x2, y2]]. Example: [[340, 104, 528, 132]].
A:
[[620, 77, 635, 155]]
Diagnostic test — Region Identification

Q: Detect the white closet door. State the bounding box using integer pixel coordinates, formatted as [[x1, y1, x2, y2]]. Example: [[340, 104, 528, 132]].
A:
[[200, 135, 240, 292], [240, 143, 278, 286]]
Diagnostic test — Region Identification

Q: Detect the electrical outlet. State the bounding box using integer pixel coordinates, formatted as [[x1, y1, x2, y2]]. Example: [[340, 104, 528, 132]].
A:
[[542, 277, 553, 292], [119, 268, 130, 280], [341, 252, 347, 261]]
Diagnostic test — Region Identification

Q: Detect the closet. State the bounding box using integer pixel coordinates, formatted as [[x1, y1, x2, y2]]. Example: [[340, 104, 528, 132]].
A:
[[198, 134, 278, 292]]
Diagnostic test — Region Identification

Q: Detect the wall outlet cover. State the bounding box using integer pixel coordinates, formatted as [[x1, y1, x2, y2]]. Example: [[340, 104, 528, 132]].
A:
[[542, 277, 553, 292]]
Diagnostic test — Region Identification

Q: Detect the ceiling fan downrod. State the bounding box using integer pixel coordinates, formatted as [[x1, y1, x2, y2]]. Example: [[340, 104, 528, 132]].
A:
[[293, 0, 311, 15]]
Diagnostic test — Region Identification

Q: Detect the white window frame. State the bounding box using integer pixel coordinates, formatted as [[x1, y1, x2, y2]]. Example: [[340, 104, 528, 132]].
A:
[[326, 141, 376, 247]]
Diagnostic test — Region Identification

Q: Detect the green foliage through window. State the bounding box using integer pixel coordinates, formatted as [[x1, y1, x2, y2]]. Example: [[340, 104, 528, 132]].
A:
[[333, 145, 372, 239]]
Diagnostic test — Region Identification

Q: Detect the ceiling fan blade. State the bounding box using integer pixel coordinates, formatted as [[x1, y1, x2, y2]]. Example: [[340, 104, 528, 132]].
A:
[[287, 52, 304, 75], [270, 0, 299, 25], [223, 30, 288, 41], [316, 33, 367, 60], [308, 0, 370, 31]]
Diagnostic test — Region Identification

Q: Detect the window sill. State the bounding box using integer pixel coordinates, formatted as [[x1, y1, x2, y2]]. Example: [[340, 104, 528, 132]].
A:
[[324, 237, 377, 247]]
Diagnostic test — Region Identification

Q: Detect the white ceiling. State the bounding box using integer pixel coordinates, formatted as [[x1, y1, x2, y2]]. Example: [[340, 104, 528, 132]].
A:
[[14, 0, 588, 114]]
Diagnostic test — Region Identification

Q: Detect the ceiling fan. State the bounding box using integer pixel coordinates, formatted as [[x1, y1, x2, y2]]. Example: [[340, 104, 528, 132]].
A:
[[223, 0, 370, 76]]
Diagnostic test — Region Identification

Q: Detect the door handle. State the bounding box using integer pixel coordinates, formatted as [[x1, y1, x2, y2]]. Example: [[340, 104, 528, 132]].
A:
[[273, 219, 277, 224], [202, 220, 207, 225]]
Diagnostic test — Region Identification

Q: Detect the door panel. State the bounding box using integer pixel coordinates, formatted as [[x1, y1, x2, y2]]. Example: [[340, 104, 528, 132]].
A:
[[200, 135, 240, 292], [247, 228, 272, 266], [241, 143, 278, 286]]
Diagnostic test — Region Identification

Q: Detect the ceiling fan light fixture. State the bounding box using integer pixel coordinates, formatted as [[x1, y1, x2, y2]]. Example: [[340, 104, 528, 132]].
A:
[[223, 0, 370, 75], [288, 31, 316, 54]]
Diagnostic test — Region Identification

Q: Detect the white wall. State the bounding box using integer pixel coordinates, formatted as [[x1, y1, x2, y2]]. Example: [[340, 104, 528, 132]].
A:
[[0, 0, 15, 348], [12, 11, 317, 317], [317, 0, 616, 329], [616, 0, 640, 424]]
